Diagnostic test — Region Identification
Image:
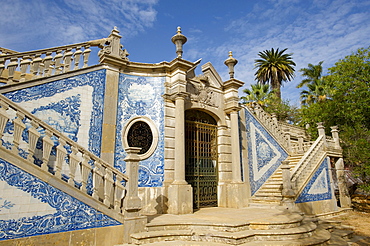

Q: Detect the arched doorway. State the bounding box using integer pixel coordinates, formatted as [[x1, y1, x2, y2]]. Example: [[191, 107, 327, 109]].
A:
[[185, 109, 218, 209]]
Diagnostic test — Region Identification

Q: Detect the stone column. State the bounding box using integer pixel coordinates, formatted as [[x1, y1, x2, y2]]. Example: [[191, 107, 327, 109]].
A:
[[230, 110, 242, 183], [226, 108, 248, 208], [123, 147, 147, 243], [335, 158, 352, 208], [167, 93, 193, 214]]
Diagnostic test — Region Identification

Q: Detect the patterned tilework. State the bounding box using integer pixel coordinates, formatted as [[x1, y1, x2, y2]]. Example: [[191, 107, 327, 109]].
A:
[[3, 70, 106, 156], [0, 158, 120, 240], [295, 157, 333, 203], [114, 74, 165, 187], [243, 108, 288, 195]]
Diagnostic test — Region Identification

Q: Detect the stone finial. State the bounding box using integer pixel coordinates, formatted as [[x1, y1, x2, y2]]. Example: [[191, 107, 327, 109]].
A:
[[224, 51, 238, 79], [171, 26, 187, 58]]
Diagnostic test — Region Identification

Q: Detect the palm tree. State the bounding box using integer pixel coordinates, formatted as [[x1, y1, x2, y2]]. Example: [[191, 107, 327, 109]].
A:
[[297, 61, 324, 88], [300, 78, 330, 106], [254, 48, 296, 99], [241, 83, 273, 107]]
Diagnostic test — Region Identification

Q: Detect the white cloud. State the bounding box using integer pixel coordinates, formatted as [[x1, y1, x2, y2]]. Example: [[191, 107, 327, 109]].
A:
[[0, 0, 159, 50], [212, 0, 370, 104]]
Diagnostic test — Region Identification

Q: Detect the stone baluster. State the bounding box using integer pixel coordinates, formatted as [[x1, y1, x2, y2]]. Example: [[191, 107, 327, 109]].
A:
[[330, 126, 341, 149], [63, 48, 73, 72], [31, 54, 42, 79], [7, 57, 19, 83], [55, 138, 67, 178], [104, 168, 114, 206], [283, 128, 291, 152], [271, 113, 278, 125], [80, 153, 91, 192], [12, 112, 26, 154], [93, 160, 104, 200], [73, 48, 83, 70], [43, 52, 53, 77], [297, 134, 304, 154], [0, 58, 5, 77], [42, 129, 54, 171], [19, 56, 31, 82], [68, 146, 80, 186], [82, 46, 91, 68], [114, 174, 125, 212], [54, 50, 63, 75], [0, 100, 9, 142], [27, 120, 41, 162]]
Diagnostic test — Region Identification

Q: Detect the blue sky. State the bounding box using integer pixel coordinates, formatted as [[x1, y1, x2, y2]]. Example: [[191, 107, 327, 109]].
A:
[[1, 0, 369, 105]]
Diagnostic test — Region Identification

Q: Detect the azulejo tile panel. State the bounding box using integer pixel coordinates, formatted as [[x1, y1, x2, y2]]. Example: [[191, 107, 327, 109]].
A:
[[115, 74, 165, 187], [243, 108, 288, 195], [0, 158, 120, 240], [3, 70, 106, 156], [295, 157, 333, 203]]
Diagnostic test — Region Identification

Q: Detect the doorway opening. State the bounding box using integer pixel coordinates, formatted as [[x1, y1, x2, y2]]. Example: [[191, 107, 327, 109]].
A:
[[185, 110, 218, 209]]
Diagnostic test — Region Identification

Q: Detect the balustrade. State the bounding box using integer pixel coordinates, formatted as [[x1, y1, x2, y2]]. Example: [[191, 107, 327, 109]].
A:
[[0, 94, 128, 213], [0, 44, 94, 84]]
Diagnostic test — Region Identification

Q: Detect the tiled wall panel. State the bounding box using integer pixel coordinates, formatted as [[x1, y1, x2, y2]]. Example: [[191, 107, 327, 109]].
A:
[[0, 158, 120, 240], [114, 74, 165, 187], [242, 108, 288, 195], [3, 70, 106, 156]]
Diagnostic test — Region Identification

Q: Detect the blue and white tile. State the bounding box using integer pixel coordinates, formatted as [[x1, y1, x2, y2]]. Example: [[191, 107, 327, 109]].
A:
[[114, 74, 165, 187], [296, 157, 333, 203], [0, 158, 120, 240], [4, 70, 105, 157], [243, 108, 288, 195]]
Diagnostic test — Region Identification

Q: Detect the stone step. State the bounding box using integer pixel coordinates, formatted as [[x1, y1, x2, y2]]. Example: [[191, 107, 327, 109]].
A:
[[128, 222, 318, 245]]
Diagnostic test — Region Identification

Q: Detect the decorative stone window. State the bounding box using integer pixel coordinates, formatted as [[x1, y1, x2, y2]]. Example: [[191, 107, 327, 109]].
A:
[[122, 117, 158, 160]]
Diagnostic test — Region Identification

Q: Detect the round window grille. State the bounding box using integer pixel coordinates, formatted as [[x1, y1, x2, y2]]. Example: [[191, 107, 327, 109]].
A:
[[127, 121, 153, 155]]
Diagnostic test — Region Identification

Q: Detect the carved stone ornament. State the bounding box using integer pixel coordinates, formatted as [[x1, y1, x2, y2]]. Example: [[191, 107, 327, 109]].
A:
[[188, 76, 217, 108]]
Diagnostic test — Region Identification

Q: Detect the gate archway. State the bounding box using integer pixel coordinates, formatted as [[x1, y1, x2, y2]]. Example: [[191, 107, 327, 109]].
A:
[[185, 110, 218, 209]]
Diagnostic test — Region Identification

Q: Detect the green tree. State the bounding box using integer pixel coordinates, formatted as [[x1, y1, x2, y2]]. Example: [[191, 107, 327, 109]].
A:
[[300, 46, 370, 190], [254, 48, 296, 99], [297, 61, 324, 88], [300, 78, 331, 106], [240, 83, 272, 107]]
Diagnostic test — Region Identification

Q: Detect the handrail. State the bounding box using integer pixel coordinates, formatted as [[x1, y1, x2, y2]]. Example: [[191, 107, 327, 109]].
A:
[[0, 93, 128, 214], [245, 103, 290, 151], [290, 135, 326, 193]]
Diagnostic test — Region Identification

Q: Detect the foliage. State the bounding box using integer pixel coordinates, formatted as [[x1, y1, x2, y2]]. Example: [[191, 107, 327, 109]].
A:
[[300, 77, 332, 106], [254, 48, 296, 99], [297, 61, 324, 88], [300, 47, 370, 190], [241, 83, 300, 124], [240, 83, 273, 107]]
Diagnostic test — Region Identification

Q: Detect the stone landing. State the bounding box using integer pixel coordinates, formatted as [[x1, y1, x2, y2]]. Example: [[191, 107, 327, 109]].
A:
[[115, 207, 357, 245]]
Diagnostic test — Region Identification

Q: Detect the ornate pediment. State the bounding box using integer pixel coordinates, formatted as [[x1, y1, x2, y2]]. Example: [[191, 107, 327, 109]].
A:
[[187, 75, 218, 108]]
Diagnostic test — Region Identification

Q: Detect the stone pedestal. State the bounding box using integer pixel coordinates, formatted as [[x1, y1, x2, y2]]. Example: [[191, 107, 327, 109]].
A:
[[167, 183, 193, 214]]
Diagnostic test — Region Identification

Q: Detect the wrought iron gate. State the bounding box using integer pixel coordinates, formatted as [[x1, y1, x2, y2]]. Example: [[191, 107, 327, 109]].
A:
[[185, 111, 218, 209]]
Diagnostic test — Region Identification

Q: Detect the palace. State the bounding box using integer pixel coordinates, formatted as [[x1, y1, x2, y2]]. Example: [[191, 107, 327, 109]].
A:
[[0, 27, 352, 245]]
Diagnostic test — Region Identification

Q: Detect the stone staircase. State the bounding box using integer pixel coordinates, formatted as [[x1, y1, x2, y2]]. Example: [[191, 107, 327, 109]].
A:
[[114, 207, 360, 245], [251, 154, 303, 205]]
